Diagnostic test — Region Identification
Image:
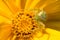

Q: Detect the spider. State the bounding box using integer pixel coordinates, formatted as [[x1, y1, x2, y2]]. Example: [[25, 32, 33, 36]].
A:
[[34, 10, 50, 40]]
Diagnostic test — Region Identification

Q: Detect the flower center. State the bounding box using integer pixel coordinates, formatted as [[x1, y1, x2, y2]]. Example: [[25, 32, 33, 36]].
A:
[[12, 11, 43, 40]]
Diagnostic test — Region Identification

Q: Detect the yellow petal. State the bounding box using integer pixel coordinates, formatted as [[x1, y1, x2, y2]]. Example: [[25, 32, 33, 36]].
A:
[[20, 0, 27, 9], [0, 10, 13, 20], [44, 0, 60, 13], [0, 16, 11, 24], [15, 0, 21, 9], [44, 1, 60, 20], [34, 0, 46, 9], [33, 28, 60, 40], [46, 28, 60, 40], [25, 0, 34, 9], [2, 0, 19, 14], [0, 23, 12, 40], [0, 0, 13, 20], [29, 0, 40, 9]]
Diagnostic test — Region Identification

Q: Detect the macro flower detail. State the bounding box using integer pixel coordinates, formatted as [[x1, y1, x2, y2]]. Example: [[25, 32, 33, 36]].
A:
[[0, 0, 60, 40], [11, 10, 46, 40]]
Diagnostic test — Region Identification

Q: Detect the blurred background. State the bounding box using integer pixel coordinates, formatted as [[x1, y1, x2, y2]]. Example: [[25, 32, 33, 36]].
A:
[[44, 0, 60, 31]]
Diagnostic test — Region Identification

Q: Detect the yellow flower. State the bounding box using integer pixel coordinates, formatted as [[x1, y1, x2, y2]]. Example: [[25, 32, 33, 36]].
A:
[[0, 0, 60, 40]]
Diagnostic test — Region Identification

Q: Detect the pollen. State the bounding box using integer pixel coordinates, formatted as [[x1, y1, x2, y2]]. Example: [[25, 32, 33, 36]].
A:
[[11, 11, 43, 40]]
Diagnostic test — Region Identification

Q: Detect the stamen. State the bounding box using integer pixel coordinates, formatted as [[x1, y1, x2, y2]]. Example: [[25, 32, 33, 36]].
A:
[[12, 12, 44, 40]]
